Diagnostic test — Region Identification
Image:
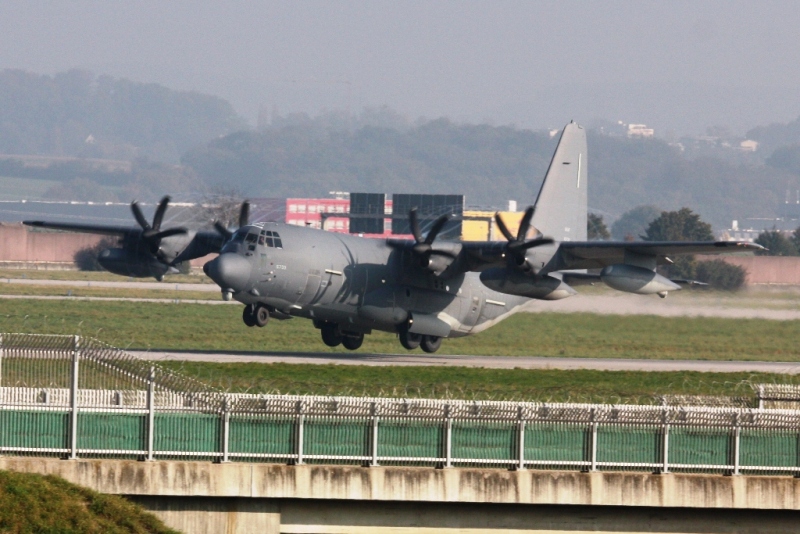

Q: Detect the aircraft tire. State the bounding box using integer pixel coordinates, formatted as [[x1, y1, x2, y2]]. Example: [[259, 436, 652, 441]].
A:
[[242, 306, 257, 327], [399, 331, 421, 350], [254, 305, 270, 327], [321, 325, 343, 347], [420, 335, 442, 353], [342, 333, 364, 351]]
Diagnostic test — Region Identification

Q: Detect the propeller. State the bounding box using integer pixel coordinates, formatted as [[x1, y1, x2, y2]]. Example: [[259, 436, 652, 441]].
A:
[[409, 208, 452, 256], [213, 200, 251, 241], [130, 196, 187, 256], [494, 206, 554, 270]]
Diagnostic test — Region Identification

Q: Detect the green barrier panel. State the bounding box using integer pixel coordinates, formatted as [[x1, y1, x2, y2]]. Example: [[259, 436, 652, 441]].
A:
[[1, 410, 69, 450], [230, 416, 295, 455], [524, 423, 588, 463], [670, 427, 731, 467], [453, 421, 515, 461], [597, 425, 661, 466], [304, 418, 370, 457], [740, 429, 800, 469], [378, 419, 443, 459], [78, 412, 146, 452], [154, 412, 220, 453]]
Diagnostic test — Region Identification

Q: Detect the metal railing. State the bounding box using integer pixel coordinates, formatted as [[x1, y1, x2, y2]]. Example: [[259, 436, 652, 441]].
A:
[[2, 333, 800, 475]]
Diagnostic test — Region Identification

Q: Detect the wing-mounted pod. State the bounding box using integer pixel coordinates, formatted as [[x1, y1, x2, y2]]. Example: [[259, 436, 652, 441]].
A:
[[98, 248, 172, 279], [480, 269, 576, 300], [599, 250, 680, 298]]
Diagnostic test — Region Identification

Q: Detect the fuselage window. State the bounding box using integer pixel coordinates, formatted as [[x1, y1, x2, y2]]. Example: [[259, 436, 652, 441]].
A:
[[273, 232, 282, 248]]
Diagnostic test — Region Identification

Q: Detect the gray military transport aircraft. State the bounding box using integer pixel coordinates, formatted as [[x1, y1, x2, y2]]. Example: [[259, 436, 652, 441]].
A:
[[25, 121, 761, 353]]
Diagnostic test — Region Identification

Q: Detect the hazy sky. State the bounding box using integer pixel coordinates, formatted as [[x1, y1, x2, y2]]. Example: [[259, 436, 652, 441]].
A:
[[2, 1, 799, 136]]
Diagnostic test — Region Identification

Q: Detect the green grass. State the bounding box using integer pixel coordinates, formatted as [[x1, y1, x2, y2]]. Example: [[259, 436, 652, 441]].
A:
[[0, 269, 212, 284], [1, 298, 798, 361], [0, 470, 178, 534], [0, 283, 218, 300], [158, 360, 786, 404]]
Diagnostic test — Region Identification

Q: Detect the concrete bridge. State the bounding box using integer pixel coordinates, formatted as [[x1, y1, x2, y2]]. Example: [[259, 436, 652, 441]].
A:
[[3, 456, 800, 533]]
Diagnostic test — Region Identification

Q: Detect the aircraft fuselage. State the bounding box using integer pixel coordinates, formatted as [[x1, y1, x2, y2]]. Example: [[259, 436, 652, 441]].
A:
[[205, 222, 532, 344]]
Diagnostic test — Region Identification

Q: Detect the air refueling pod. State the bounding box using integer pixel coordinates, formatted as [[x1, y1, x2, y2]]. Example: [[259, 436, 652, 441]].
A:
[[98, 248, 170, 279], [600, 264, 681, 295]]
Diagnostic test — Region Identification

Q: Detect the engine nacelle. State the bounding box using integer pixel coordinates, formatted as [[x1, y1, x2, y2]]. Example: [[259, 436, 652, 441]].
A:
[[479, 269, 576, 301], [600, 264, 681, 295], [98, 248, 170, 279]]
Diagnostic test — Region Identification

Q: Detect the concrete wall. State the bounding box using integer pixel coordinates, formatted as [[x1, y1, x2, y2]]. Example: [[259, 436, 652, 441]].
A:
[[0, 223, 103, 265], [3, 458, 800, 533], [698, 255, 800, 285]]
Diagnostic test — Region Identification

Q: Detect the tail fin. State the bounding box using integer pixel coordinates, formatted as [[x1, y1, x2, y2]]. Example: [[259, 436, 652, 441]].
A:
[[530, 121, 587, 242]]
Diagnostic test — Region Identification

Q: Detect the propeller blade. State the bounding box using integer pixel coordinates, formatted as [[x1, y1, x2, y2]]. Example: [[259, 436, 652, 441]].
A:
[[513, 237, 555, 251], [130, 201, 151, 231], [151, 196, 171, 231], [409, 208, 423, 243], [494, 212, 515, 242], [238, 201, 250, 228], [516, 206, 535, 241], [425, 213, 451, 245], [149, 227, 187, 241], [214, 221, 233, 241]]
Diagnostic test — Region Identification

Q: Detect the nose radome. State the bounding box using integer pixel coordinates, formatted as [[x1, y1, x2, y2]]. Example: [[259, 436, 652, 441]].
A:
[[204, 253, 251, 293]]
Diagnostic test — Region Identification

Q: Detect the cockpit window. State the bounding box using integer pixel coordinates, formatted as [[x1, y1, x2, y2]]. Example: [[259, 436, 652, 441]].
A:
[[257, 229, 282, 248], [245, 232, 258, 244], [232, 229, 247, 243]]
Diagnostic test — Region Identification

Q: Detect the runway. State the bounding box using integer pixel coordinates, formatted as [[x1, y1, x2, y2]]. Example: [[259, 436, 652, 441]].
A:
[[130, 350, 800, 374]]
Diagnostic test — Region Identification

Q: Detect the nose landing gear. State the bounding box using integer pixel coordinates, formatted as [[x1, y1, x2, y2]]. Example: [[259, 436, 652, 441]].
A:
[[242, 304, 269, 327]]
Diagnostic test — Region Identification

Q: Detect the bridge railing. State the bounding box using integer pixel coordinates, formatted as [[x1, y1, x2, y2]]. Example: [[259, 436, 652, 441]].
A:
[[2, 333, 800, 475]]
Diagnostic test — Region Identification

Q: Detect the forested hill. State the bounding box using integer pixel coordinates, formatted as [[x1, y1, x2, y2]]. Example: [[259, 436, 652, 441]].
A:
[[0, 69, 245, 163], [184, 116, 799, 230]]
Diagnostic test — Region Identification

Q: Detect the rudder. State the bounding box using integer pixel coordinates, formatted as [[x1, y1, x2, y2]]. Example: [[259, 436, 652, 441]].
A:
[[530, 121, 588, 242]]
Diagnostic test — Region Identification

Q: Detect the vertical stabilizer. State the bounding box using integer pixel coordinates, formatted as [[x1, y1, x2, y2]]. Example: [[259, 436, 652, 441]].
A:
[[530, 122, 587, 242]]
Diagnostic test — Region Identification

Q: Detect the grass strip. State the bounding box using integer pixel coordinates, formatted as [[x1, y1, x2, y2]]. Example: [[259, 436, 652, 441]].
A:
[[1, 299, 798, 361], [159, 361, 791, 405]]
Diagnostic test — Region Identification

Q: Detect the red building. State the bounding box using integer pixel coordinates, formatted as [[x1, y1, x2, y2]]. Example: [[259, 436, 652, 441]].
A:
[[285, 197, 396, 237]]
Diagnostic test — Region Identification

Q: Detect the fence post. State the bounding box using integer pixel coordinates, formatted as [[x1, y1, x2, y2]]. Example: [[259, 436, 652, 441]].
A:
[[0, 333, 4, 388], [518, 419, 526, 471], [370, 402, 379, 467], [733, 425, 741, 475], [69, 335, 80, 460], [146, 366, 155, 461], [590, 422, 598, 472], [221, 396, 230, 463], [662, 424, 670, 474], [758, 385, 764, 410], [296, 414, 305, 465], [445, 404, 452, 468]]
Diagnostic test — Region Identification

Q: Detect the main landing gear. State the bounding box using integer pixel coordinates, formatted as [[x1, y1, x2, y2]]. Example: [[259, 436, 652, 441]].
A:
[[319, 322, 364, 351], [242, 304, 269, 328], [399, 330, 442, 353]]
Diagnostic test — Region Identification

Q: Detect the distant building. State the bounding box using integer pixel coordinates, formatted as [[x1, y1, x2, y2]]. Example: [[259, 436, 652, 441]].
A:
[[739, 139, 759, 152], [627, 124, 654, 138]]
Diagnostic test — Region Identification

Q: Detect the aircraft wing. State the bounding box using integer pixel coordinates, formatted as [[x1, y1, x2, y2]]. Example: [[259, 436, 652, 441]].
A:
[[23, 220, 139, 237], [543, 240, 764, 272]]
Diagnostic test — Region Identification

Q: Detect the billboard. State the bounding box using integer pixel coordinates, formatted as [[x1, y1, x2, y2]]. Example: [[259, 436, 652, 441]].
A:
[[391, 194, 463, 239]]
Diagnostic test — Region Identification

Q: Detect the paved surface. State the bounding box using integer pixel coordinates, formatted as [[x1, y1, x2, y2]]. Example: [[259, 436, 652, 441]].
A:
[[131, 350, 800, 374]]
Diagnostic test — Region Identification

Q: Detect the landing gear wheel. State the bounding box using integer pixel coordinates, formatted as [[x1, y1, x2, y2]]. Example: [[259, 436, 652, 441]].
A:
[[399, 330, 421, 350], [321, 325, 343, 347], [242, 306, 257, 327], [254, 305, 270, 327], [342, 333, 364, 351], [420, 335, 442, 353]]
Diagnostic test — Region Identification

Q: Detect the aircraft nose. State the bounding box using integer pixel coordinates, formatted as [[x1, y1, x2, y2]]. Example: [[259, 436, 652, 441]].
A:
[[204, 253, 251, 293]]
